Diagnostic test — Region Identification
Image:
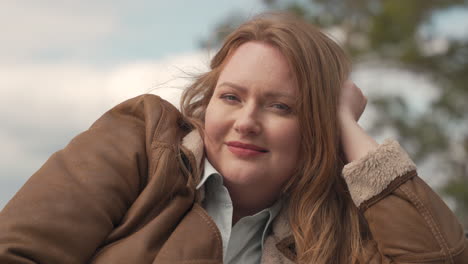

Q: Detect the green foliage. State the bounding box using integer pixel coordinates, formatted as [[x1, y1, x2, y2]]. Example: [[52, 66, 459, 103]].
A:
[[443, 174, 468, 225], [208, 0, 468, 226]]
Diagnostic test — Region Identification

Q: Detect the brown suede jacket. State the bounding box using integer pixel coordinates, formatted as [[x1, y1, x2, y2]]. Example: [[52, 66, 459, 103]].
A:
[[0, 94, 466, 264]]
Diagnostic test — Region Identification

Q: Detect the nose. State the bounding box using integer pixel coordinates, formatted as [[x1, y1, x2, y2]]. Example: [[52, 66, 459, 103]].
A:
[[233, 104, 261, 136]]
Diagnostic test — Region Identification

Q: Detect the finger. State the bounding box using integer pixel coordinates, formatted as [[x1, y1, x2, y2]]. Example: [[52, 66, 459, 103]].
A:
[[342, 80, 354, 90]]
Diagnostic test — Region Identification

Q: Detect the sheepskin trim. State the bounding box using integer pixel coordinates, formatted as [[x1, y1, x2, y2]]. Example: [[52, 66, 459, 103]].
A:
[[181, 130, 205, 203], [181, 130, 204, 169], [271, 205, 292, 239], [262, 235, 296, 264], [262, 203, 296, 263], [342, 138, 416, 207]]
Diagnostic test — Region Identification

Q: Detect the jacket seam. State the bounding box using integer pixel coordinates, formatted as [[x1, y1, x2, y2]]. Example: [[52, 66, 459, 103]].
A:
[[359, 170, 416, 212], [144, 97, 176, 192], [192, 204, 223, 261], [399, 184, 454, 263], [452, 241, 467, 260], [152, 96, 166, 144], [152, 142, 174, 149]]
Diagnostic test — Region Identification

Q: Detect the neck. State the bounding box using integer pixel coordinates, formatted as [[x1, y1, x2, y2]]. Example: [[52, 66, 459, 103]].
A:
[[225, 181, 278, 225]]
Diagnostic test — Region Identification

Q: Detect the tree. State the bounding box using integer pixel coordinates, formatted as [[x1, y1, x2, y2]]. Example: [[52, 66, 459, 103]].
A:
[[206, 0, 468, 226]]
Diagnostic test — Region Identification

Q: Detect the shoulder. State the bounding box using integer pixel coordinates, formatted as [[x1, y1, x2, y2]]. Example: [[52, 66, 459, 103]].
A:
[[93, 94, 189, 143], [110, 94, 181, 119]]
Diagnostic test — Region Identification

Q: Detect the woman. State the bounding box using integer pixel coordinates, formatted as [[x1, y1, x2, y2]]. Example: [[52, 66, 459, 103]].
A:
[[0, 12, 466, 264]]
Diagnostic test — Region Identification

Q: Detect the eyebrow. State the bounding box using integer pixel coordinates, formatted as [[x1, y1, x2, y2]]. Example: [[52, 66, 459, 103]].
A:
[[218, 81, 296, 100]]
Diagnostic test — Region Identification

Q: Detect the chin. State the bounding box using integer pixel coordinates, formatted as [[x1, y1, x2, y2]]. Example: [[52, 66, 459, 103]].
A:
[[221, 167, 261, 185]]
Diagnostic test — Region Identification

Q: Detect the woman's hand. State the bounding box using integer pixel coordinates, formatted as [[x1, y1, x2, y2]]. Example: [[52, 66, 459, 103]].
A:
[[338, 81, 378, 163], [338, 80, 367, 123]]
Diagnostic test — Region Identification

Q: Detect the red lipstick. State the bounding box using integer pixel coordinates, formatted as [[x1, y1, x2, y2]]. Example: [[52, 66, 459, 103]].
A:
[[226, 141, 268, 158]]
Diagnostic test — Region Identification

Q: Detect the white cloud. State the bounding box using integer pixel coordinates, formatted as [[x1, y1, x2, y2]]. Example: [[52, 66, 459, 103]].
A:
[[0, 51, 210, 128], [352, 63, 440, 114], [0, 51, 209, 209], [0, 1, 119, 62], [104, 52, 212, 108], [0, 0, 266, 63], [0, 129, 43, 170], [431, 7, 468, 40]]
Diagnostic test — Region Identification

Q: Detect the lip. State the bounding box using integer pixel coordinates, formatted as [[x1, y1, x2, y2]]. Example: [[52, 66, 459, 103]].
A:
[[226, 141, 269, 158]]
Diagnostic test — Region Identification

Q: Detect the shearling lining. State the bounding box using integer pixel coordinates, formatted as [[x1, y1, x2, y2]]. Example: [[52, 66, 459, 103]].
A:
[[342, 138, 416, 207], [182, 130, 204, 168]]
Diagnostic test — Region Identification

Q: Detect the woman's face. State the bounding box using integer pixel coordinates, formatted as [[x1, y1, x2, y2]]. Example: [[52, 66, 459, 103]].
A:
[[204, 41, 301, 197]]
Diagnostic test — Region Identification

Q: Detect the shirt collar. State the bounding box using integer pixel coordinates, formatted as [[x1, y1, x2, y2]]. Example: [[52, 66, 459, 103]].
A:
[[261, 199, 283, 248], [196, 158, 222, 190], [197, 158, 283, 248]]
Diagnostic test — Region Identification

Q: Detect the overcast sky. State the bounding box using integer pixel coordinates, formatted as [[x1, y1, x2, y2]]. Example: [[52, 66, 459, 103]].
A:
[[1, 1, 467, 209]]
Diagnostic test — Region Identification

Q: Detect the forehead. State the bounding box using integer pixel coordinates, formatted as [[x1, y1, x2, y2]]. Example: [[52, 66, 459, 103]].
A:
[[217, 41, 297, 96]]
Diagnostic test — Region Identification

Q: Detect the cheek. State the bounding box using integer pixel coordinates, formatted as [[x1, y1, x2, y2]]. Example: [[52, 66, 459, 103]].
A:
[[274, 122, 301, 159], [204, 102, 228, 146], [268, 122, 301, 186]]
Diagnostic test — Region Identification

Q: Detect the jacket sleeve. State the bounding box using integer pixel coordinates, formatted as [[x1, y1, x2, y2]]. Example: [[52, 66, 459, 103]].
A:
[[0, 94, 170, 264], [342, 139, 468, 263]]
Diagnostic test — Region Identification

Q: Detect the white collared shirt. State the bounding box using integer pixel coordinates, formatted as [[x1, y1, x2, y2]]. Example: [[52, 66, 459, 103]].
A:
[[196, 159, 282, 263]]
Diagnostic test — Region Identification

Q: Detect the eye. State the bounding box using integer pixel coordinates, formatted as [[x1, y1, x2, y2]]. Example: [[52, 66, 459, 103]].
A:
[[220, 94, 240, 103], [271, 103, 291, 112]]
